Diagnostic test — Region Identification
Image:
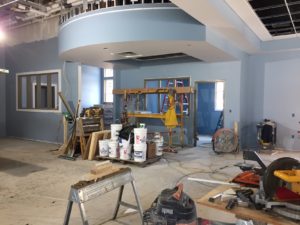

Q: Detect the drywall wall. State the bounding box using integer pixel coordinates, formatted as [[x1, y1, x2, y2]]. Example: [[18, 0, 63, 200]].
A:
[[243, 50, 300, 151], [264, 58, 300, 150], [5, 38, 79, 143], [117, 61, 242, 145], [0, 47, 6, 137], [81, 65, 101, 109]]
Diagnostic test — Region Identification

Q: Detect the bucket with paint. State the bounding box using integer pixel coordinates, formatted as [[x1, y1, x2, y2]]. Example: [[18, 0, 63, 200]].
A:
[[99, 139, 109, 157], [111, 124, 123, 140], [134, 128, 147, 144], [133, 144, 147, 162], [108, 140, 119, 158]]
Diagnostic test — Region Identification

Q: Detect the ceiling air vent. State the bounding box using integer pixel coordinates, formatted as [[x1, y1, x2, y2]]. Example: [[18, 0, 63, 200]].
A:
[[117, 52, 142, 58], [135, 53, 187, 61]]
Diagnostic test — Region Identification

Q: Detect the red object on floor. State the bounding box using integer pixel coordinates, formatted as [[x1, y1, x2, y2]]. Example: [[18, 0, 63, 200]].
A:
[[275, 187, 300, 201], [232, 171, 260, 187]]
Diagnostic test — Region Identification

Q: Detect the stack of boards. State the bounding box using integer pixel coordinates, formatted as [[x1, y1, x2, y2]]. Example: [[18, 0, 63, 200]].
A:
[[83, 160, 122, 181]]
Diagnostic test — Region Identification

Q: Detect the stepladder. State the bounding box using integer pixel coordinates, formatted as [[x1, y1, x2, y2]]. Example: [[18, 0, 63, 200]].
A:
[[63, 168, 144, 225]]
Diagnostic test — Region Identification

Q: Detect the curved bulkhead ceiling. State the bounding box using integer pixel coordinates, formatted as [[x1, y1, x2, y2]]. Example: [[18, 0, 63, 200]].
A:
[[58, 5, 236, 68]]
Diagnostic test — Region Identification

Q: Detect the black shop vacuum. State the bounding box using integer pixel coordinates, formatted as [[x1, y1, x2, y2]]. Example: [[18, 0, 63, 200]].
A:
[[143, 184, 198, 225]]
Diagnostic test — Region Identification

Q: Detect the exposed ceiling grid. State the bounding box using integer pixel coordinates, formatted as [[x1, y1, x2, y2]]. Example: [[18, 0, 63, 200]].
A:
[[248, 0, 300, 36]]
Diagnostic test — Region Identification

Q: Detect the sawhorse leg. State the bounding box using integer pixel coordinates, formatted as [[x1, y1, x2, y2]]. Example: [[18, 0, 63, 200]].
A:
[[63, 200, 73, 225], [63, 190, 89, 225], [112, 181, 144, 225], [131, 180, 144, 223], [113, 185, 124, 219], [78, 202, 89, 225], [63, 191, 73, 225]]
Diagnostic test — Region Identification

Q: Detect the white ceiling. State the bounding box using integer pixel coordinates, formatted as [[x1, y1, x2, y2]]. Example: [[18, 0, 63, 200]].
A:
[[60, 40, 235, 68]]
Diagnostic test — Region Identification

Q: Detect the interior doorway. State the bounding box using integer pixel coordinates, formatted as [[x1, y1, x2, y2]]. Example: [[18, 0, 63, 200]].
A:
[[195, 81, 224, 147]]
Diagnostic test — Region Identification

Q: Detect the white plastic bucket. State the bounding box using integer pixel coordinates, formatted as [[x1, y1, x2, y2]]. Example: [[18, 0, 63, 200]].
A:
[[108, 140, 119, 158], [99, 140, 109, 157], [120, 144, 132, 160], [155, 140, 164, 156], [134, 128, 147, 144], [133, 144, 147, 162], [111, 124, 122, 140]]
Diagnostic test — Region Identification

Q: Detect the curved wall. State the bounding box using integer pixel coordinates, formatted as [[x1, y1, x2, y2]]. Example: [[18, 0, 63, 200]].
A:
[[58, 5, 205, 56]]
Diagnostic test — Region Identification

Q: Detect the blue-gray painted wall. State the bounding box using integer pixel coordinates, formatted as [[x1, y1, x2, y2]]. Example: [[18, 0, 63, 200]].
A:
[[0, 47, 5, 137], [81, 65, 101, 108], [116, 61, 242, 146], [5, 38, 79, 143]]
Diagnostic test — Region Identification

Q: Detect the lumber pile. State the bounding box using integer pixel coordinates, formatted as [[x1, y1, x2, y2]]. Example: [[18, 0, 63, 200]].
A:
[[83, 161, 122, 181]]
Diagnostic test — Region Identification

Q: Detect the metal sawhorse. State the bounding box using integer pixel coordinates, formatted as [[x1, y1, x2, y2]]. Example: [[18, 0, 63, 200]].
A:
[[63, 168, 144, 225]]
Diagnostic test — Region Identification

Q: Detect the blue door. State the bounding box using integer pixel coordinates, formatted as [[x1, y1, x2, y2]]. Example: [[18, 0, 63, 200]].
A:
[[197, 82, 222, 135]]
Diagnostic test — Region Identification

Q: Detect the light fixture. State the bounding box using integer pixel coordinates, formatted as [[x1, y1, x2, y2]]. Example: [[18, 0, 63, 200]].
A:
[[0, 29, 6, 41], [0, 68, 9, 75]]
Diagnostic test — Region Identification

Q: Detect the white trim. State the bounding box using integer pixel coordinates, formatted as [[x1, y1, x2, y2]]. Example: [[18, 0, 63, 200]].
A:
[[16, 69, 62, 113], [31, 82, 58, 109]]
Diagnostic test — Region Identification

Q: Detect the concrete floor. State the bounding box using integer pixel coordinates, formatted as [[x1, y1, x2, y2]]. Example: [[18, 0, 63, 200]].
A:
[[1, 138, 300, 225]]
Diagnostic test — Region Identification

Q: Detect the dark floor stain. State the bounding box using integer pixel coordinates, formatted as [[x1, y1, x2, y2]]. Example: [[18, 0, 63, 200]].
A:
[[0, 157, 46, 177]]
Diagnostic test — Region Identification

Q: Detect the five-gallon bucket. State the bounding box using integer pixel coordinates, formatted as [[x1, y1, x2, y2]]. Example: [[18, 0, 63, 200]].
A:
[[111, 124, 122, 140], [99, 139, 109, 157], [120, 144, 132, 160], [154, 139, 164, 156], [133, 144, 147, 162], [134, 128, 147, 144], [108, 140, 119, 158]]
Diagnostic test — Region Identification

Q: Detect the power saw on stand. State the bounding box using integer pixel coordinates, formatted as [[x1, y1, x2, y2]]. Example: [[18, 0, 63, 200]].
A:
[[232, 151, 300, 221]]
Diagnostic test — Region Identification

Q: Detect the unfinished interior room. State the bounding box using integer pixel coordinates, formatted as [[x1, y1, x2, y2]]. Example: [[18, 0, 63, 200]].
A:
[[1, 0, 300, 225]]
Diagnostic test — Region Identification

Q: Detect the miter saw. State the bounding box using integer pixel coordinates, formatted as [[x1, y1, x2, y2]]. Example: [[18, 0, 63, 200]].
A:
[[234, 151, 300, 221]]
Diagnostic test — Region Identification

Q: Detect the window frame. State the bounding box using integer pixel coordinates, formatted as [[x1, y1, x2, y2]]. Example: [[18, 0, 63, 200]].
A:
[[144, 76, 191, 115], [16, 69, 62, 113], [103, 68, 114, 103]]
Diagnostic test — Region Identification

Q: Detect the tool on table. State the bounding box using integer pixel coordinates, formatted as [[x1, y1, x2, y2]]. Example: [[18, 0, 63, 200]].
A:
[[232, 150, 300, 220]]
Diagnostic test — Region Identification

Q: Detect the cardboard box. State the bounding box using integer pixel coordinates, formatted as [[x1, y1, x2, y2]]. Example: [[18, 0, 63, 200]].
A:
[[147, 141, 156, 159]]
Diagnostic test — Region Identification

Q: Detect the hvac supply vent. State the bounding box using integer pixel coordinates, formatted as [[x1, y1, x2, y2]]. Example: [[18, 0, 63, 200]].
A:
[[135, 53, 187, 61], [117, 52, 142, 58], [248, 0, 300, 36]]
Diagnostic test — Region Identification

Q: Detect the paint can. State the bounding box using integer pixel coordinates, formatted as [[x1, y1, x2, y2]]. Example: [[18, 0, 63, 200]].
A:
[[108, 140, 119, 158], [98, 139, 109, 157], [133, 144, 147, 162], [134, 128, 147, 144], [111, 124, 122, 140]]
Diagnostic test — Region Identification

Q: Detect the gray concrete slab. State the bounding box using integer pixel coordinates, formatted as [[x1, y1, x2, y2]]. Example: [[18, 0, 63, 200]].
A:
[[0, 138, 300, 225]]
